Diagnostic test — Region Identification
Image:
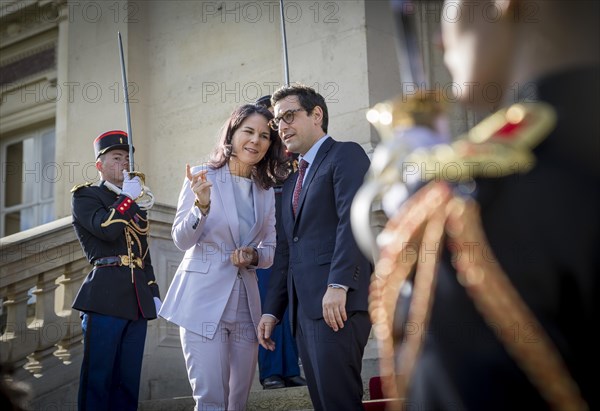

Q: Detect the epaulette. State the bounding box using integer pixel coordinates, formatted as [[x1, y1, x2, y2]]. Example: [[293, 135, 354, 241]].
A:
[[70, 182, 93, 193], [406, 103, 556, 183]]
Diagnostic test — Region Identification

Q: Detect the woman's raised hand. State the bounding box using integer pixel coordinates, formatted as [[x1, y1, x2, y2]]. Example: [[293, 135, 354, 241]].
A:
[[186, 164, 212, 207]]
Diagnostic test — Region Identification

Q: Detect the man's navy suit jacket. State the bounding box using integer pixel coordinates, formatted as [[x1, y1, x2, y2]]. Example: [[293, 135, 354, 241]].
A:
[[265, 136, 372, 331]]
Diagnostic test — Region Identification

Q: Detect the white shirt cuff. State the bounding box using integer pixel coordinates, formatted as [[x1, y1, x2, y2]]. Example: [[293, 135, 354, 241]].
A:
[[328, 283, 349, 292], [262, 313, 279, 323]]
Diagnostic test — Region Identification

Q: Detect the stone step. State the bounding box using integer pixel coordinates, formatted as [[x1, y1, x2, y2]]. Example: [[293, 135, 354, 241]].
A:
[[139, 386, 312, 411], [249, 386, 313, 411], [139, 396, 194, 411], [139, 337, 380, 411], [140, 361, 379, 411]]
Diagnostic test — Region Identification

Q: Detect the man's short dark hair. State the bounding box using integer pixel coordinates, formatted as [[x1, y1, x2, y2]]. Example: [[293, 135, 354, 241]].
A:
[[271, 84, 328, 133]]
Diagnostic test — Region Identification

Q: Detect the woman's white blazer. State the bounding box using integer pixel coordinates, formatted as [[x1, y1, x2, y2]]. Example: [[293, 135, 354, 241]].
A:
[[159, 165, 276, 339]]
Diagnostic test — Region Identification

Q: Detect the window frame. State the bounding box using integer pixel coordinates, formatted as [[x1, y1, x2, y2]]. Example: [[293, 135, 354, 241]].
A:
[[1, 126, 56, 237]]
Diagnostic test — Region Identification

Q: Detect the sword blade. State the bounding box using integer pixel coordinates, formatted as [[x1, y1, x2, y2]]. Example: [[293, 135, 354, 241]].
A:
[[391, 0, 427, 88], [279, 0, 290, 86], [118, 31, 135, 172]]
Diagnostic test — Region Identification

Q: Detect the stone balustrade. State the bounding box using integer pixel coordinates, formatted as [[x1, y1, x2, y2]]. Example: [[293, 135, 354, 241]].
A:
[[0, 215, 86, 378]]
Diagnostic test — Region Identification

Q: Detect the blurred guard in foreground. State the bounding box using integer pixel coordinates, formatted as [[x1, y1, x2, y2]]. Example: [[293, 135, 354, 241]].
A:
[[359, 1, 599, 410]]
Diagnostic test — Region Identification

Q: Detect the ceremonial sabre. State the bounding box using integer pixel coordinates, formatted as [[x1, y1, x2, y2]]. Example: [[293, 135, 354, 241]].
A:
[[351, 0, 435, 259], [391, 0, 426, 86], [279, 0, 290, 86], [117, 31, 134, 172]]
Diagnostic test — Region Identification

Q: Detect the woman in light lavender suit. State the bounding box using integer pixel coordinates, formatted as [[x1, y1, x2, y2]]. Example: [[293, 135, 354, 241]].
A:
[[160, 104, 288, 410]]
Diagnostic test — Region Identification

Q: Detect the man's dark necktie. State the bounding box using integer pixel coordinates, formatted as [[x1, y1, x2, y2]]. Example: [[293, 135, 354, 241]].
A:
[[292, 159, 309, 217]]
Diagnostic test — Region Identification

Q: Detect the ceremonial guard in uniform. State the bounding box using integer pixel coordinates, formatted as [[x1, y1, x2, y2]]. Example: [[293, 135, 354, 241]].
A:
[[357, 1, 599, 410], [71, 131, 160, 411]]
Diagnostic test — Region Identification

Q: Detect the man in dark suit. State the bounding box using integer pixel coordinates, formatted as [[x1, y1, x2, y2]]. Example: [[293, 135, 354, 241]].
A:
[[257, 85, 372, 410], [255, 95, 306, 390], [71, 131, 161, 411]]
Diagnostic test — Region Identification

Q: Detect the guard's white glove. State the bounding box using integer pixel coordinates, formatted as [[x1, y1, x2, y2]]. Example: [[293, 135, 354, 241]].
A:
[[154, 297, 162, 314], [122, 170, 142, 200]]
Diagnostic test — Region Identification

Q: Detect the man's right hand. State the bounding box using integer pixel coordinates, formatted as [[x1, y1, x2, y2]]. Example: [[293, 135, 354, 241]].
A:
[[122, 170, 142, 199], [257, 315, 277, 351]]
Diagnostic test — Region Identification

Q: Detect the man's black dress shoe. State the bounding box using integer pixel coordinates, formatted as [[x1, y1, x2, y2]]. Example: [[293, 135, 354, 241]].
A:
[[284, 375, 307, 387], [262, 375, 286, 390]]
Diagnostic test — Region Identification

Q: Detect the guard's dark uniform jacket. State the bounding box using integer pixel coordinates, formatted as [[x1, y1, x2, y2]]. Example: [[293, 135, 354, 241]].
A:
[[371, 66, 598, 411], [71, 181, 160, 320]]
